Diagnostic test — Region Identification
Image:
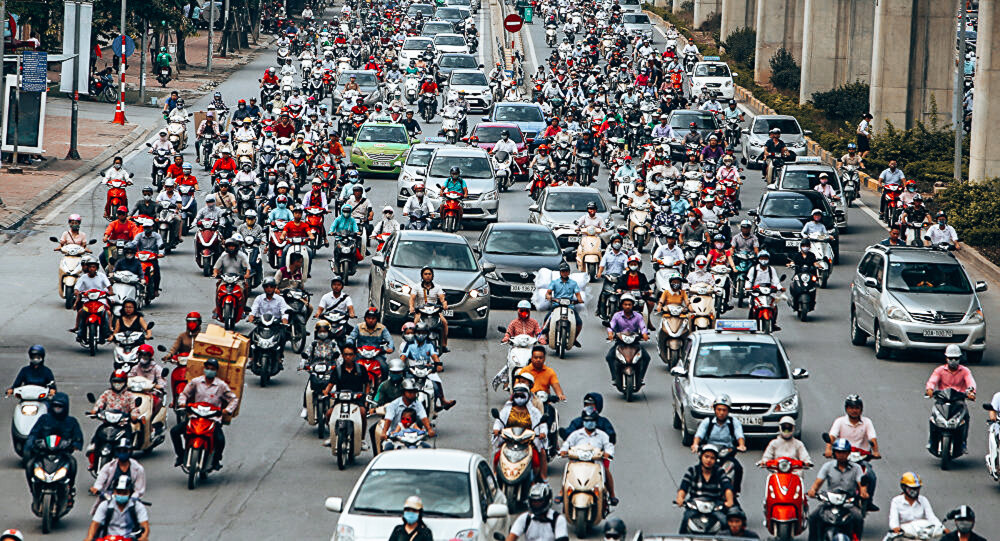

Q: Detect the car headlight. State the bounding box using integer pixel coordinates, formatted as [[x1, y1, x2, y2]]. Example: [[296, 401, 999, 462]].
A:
[[336, 524, 356, 541], [691, 393, 713, 412], [886, 305, 911, 321], [400, 173, 413, 185], [757, 228, 779, 238], [775, 394, 799, 413], [389, 280, 412, 295], [481, 190, 499, 201], [967, 308, 984, 323], [469, 283, 489, 298], [725, 81, 732, 87], [454, 529, 478, 541], [351, 147, 363, 156]]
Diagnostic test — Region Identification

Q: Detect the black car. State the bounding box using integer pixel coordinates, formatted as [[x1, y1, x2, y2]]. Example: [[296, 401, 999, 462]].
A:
[[666, 109, 721, 161], [407, 3, 435, 18], [476, 223, 567, 306], [437, 53, 482, 84], [432, 7, 469, 31], [748, 190, 840, 262]]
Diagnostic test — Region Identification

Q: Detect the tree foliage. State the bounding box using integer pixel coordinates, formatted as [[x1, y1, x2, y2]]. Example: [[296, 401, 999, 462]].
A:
[[937, 178, 1000, 250], [810, 81, 870, 122], [769, 47, 800, 91], [721, 27, 755, 68]]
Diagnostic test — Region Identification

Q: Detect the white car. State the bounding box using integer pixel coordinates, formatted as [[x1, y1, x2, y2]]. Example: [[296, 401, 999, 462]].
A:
[[401, 37, 435, 64], [324, 449, 510, 541], [433, 33, 471, 55], [688, 60, 737, 100], [397, 141, 448, 206], [446, 69, 493, 111]]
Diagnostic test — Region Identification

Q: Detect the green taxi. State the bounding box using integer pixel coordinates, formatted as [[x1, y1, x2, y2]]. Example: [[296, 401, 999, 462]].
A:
[[349, 119, 413, 176]]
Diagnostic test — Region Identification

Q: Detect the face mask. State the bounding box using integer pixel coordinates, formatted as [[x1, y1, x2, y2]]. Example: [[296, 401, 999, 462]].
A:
[[278, 203, 287, 209], [111, 382, 125, 392], [140, 357, 152, 366], [904, 487, 919, 500], [29, 357, 43, 366], [415, 333, 428, 344], [628, 264, 639, 271], [114, 164, 122, 170], [403, 333, 415, 343], [70, 224, 81, 232], [114, 494, 130, 505], [689, 217, 697, 223], [204, 369, 217, 379], [938, 220, 946, 226], [955, 519, 974, 534], [800, 245, 809, 252], [583, 420, 597, 430], [403, 511, 420, 524], [518, 310, 530, 319], [144, 194, 152, 201], [947, 359, 960, 370], [759, 259, 770, 267], [51, 405, 67, 419], [612, 241, 622, 250], [714, 242, 724, 250], [513, 395, 528, 406]]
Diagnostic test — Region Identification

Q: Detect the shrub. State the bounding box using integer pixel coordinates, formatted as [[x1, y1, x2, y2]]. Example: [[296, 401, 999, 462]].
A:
[[769, 48, 800, 91], [680, 1, 694, 12], [937, 178, 1000, 252], [699, 12, 720, 33], [721, 27, 756, 67], [811, 81, 870, 122]]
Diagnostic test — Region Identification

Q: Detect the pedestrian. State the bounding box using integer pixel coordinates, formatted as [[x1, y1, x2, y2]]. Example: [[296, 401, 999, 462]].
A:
[[857, 112, 873, 159]]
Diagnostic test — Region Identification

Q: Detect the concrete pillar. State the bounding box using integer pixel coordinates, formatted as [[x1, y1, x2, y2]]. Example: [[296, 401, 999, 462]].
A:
[[869, 0, 955, 130], [654, 0, 670, 8], [799, 0, 874, 103], [720, 0, 757, 41], [693, 0, 722, 29], [673, 0, 684, 14], [754, 0, 804, 85], [970, 0, 1000, 181]]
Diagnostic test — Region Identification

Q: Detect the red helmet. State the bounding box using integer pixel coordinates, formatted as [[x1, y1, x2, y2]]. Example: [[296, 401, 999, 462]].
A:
[[110, 370, 129, 383], [186, 311, 202, 332], [238, 99, 246, 105], [116, 205, 128, 215], [138, 344, 154, 357]]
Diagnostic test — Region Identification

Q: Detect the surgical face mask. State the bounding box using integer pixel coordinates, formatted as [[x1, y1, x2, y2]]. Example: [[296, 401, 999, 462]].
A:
[[800, 245, 809, 252], [204, 369, 218, 379], [670, 280, 681, 290], [316, 331, 330, 340], [518, 310, 530, 319], [583, 420, 597, 430], [628, 263, 639, 271], [714, 242, 724, 250], [611, 241, 622, 250], [403, 511, 420, 524], [111, 382, 125, 392], [938, 220, 946, 226], [29, 357, 43, 366], [904, 487, 919, 500], [114, 164, 122, 169], [144, 194, 152, 201], [955, 519, 974, 534], [140, 356, 152, 366], [512, 394, 528, 406], [947, 358, 960, 370], [689, 217, 697, 223], [415, 333, 428, 344], [70, 224, 81, 231], [759, 259, 770, 267], [403, 333, 415, 343], [277, 203, 287, 209], [114, 494, 130, 505]]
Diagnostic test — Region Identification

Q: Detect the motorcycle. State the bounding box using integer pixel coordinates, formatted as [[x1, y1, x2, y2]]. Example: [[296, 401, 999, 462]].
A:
[[439, 191, 464, 233], [440, 112, 461, 144], [627, 205, 651, 253], [730, 250, 754, 307], [492, 331, 536, 392], [984, 402, 1000, 483], [9, 384, 51, 458], [128, 373, 168, 453], [89, 69, 118, 102], [493, 151, 515, 192], [657, 303, 690, 367], [108, 269, 141, 319], [51, 237, 96, 309], [545, 24, 558, 46], [283, 288, 312, 354], [112, 330, 148, 372], [240, 236, 264, 290], [304, 207, 328, 251], [812, 489, 860, 541], [903, 220, 929, 248], [284, 235, 312, 277], [249, 313, 284, 386], [491, 417, 536, 511], [841, 165, 860, 207], [805, 233, 835, 287], [687, 282, 716, 331], [331, 233, 360, 282], [156, 65, 171, 87], [384, 428, 431, 451], [147, 145, 172, 189], [180, 402, 222, 490], [420, 93, 437, 122], [78, 289, 109, 356], [26, 434, 76, 532], [406, 209, 434, 231], [575, 226, 604, 281], [598, 273, 622, 323], [761, 457, 809, 541], [178, 184, 197, 235], [405, 357, 437, 421], [927, 388, 970, 470], [560, 444, 609, 537], [547, 298, 578, 359], [576, 152, 595, 186], [884, 520, 945, 540], [167, 117, 188, 152], [328, 390, 366, 470], [529, 165, 550, 200], [301, 348, 336, 437], [748, 279, 784, 333], [267, 220, 289, 269], [84, 396, 133, 478], [215, 273, 246, 331], [101, 174, 133, 221], [194, 219, 223, 277], [405, 77, 420, 104], [787, 265, 818, 322], [609, 329, 645, 401], [678, 497, 726, 534]]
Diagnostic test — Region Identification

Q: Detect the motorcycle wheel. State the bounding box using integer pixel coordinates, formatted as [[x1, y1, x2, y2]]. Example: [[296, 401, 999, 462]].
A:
[[556, 325, 567, 359], [291, 325, 306, 354], [88, 326, 98, 356], [941, 434, 952, 470], [623, 372, 634, 402], [338, 260, 351, 283], [202, 259, 212, 277], [260, 358, 271, 387], [635, 233, 645, 253], [798, 308, 808, 322], [317, 402, 328, 439], [820, 272, 829, 288], [775, 521, 793, 541], [64, 285, 75, 309], [760, 318, 772, 334], [573, 509, 589, 538], [104, 86, 119, 104], [40, 492, 55, 533], [587, 262, 597, 282], [187, 448, 203, 490], [337, 430, 352, 470], [504, 484, 520, 512], [223, 305, 235, 331]]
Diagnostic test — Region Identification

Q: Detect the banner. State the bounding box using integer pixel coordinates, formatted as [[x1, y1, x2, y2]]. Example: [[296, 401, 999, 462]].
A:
[[59, 1, 93, 94]]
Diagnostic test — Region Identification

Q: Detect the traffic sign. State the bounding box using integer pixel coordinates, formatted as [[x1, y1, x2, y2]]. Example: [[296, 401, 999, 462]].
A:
[[110, 35, 136, 58], [20, 51, 47, 92], [503, 14, 523, 33]]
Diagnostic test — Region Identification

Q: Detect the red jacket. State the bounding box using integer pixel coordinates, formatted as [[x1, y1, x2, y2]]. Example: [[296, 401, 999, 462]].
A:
[[262, 72, 279, 84], [211, 157, 238, 173]]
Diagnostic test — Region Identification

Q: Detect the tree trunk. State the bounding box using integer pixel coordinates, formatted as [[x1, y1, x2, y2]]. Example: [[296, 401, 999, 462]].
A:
[[176, 28, 187, 67]]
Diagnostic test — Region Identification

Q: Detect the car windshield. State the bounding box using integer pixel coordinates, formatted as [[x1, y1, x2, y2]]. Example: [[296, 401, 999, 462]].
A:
[[406, 148, 435, 166], [429, 155, 492, 178], [474, 127, 523, 143], [392, 240, 479, 271], [886, 262, 973, 294], [436, 8, 462, 18], [409, 4, 434, 14], [440, 55, 479, 68], [451, 72, 488, 86], [485, 230, 560, 255], [694, 64, 731, 77], [435, 35, 467, 46], [671, 113, 715, 129], [544, 192, 607, 212], [338, 73, 378, 86], [694, 342, 787, 379], [403, 38, 433, 50], [495, 105, 544, 122], [752, 118, 802, 135], [357, 125, 409, 144], [423, 23, 454, 34], [622, 14, 649, 23], [761, 195, 814, 218], [350, 469, 472, 518], [781, 170, 841, 191]]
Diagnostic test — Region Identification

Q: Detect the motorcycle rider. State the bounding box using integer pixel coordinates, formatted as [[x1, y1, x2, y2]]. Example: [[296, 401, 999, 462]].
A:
[[129, 218, 166, 286], [409, 267, 450, 351], [84, 475, 150, 541], [57, 213, 89, 249], [322, 344, 372, 446], [597, 236, 629, 279], [102, 206, 140, 266], [506, 483, 569, 541], [127, 344, 167, 420], [942, 506, 984, 541], [25, 392, 83, 501], [604, 294, 650, 386], [927, 211, 961, 250], [655, 271, 691, 312], [566, 393, 617, 443], [89, 437, 146, 501], [6, 345, 56, 396], [389, 496, 434, 541], [247, 277, 291, 348], [617, 255, 654, 316], [558, 409, 618, 506], [679, 209, 708, 244], [690, 394, 747, 491], [675, 444, 735, 533], [400, 110, 422, 137], [71, 255, 112, 342], [402, 182, 435, 221], [348, 306, 394, 375], [877, 159, 905, 219], [163, 312, 202, 363], [814, 172, 837, 200], [925, 344, 976, 452], [418, 75, 439, 117], [744, 251, 785, 330], [837, 142, 865, 172], [807, 437, 866, 541], [315, 275, 356, 320], [493, 129, 520, 157], [267, 195, 294, 224], [372, 206, 401, 239], [758, 416, 812, 474], [131, 185, 157, 218], [502, 300, 546, 344], [731, 219, 759, 254], [170, 357, 238, 469], [89, 371, 140, 426], [177, 162, 199, 190], [399, 322, 456, 409], [493, 383, 548, 479], [723, 507, 759, 539], [373, 357, 407, 407], [111, 243, 143, 282], [167, 98, 189, 124], [543, 262, 584, 347], [651, 115, 675, 139], [825, 394, 881, 510], [686, 255, 714, 287], [213, 237, 252, 288], [801, 208, 830, 237], [886, 472, 943, 538]]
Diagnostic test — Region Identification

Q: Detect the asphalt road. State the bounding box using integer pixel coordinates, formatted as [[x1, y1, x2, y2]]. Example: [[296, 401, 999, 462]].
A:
[[0, 4, 998, 540]]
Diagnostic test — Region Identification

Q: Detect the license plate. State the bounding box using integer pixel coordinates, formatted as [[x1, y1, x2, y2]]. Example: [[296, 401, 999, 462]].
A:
[[785, 240, 800, 247], [736, 415, 762, 426], [566, 236, 580, 243], [462, 201, 474, 209], [442, 309, 454, 317], [373, 161, 392, 167], [923, 329, 953, 338], [511, 284, 534, 293]]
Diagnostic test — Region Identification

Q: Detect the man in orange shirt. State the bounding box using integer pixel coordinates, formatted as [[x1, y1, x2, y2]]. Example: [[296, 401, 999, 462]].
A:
[[518, 346, 567, 401], [101, 206, 140, 267]]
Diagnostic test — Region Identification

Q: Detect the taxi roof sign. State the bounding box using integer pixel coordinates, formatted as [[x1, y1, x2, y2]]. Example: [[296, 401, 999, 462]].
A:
[[702, 56, 722, 61], [794, 156, 823, 164], [715, 319, 757, 332], [423, 136, 448, 144]]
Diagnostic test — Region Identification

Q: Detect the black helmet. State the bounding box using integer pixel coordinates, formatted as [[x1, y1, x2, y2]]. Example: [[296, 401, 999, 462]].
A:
[[527, 483, 552, 513], [500, 129, 510, 137], [586, 201, 597, 210], [449, 166, 461, 175], [365, 306, 380, 320], [844, 394, 863, 408], [712, 233, 725, 242], [262, 277, 278, 288], [28, 345, 46, 360], [49, 392, 70, 420], [558, 261, 571, 272], [113, 437, 133, 455], [603, 517, 627, 539], [726, 506, 747, 522]]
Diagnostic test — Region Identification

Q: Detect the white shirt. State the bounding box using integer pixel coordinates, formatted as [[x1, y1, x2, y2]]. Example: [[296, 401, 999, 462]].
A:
[[509, 509, 568, 541], [493, 138, 519, 155], [250, 294, 290, 320], [318, 291, 354, 314], [403, 195, 434, 217], [926, 224, 958, 245], [653, 244, 684, 266], [149, 138, 173, 152], [760, 437, 812, 476], [156, 190, 181, 206], [828, 415, 877, 450], [887, 494, 941, 530], [168, 107, 188, 123], [75, 272, 111, 294], [559, 427, 614, 456]]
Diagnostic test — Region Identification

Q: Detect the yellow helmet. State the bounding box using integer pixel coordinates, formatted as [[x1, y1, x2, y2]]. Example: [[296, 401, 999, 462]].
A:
[[404, 495, 424, 511], [900, 471, 922, 489]]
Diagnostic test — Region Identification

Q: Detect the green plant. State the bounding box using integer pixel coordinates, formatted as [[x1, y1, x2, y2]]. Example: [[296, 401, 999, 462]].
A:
[[937, 178, 1000, 256], [810, 81, 870, 122], [769, 48, 800, 91], [699, 12, 720, 33], [721, 27, 756, 67], [680, 1, 694, 12]]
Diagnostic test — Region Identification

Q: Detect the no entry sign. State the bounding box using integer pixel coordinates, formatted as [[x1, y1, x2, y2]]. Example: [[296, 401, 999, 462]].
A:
[[504, 14, 523, 33]]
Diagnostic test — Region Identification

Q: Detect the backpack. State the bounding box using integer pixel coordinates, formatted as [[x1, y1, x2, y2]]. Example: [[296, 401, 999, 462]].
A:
[[702, 416, 737, 446], [98, 499, 140, 538], [523, 509, 561, 534]]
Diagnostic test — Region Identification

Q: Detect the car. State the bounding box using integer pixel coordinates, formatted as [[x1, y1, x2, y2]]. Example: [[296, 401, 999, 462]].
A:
[[477, 223, 567, 305], [406, 3, 436, 18], [397, 140, 448, 206], [445, 0, 478, 13], [438, 53, 483, 84], [424, 146, 500, 223], [432, 7, 470, 30], [666, 109, 720, 160], [400, 37, 435, 64], [688, 60, 737, 100], [324, 449, 510, 541], [468, 123, 528, 179], [421, 20, 458, 37], [748, 189, 840, 262], [349, 120, 413, 176], [740, 114, 810, 169], [670, 321, 810, 444], [483, 102, 547, 145], [619, 0, 641, 11], [528, 186, 613, 250], [850, 245, 988, 362], [771, 158, 848, 230], [369, 230, 493, 335], [622, 12, 653, 39], [446, 69, 493, 112], [433, 33, 471, 55], [333, 70, 381, 106]]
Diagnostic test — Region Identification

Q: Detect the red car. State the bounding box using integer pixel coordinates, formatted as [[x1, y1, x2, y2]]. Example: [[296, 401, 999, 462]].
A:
[[467, 123, 529, 180]]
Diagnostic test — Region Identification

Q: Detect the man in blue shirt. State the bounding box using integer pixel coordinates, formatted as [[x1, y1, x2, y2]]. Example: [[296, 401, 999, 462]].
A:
[[691, 394, 747, 493], [543, 262, 583, 347], [598, 239, 628, 278], [604, 294, 650, 387]]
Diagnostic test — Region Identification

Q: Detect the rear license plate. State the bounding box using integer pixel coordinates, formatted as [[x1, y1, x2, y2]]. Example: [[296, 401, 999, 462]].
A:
[[785, 240, 800, 247], [923, 329, 953, 338], [566, 236, 580, 243], [442, 309, 454, 317], [511, 284, 534, 293], [736, 415, 762, 425]]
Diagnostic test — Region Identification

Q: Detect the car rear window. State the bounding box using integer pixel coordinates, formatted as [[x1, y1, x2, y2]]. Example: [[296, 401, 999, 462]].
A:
[[495, 105, 544, 122], [474, 127, 523, 143], [670, 113, 715, 129], [429, 154, 493, 178], [781, 169, 841, 191], [440, 55, 479, 69], [753, 118, 802, 135], [623, 14, 649, 24], [406, 148, 435, 166]]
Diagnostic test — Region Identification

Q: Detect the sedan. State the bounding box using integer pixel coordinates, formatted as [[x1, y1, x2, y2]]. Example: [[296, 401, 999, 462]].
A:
[[666, 109, 720, 161], [446, 69, 493, 111], [397, 142, 447, 206], [622, 13, 653, 39], [407, 3, 436, 18], [333, 70, 381, 106], [432, 7, 469, 31], [771, 158, 848, 230], [369, 230, 494, 336], [740, 115, 810, 169], [434, 33, 471, 55], [748, 189, 840, 262], [528, 186, 613, 250], [424, 147, 499, 223], [477, 223, 567, 305], [468, 123, 528, 176], [438, 53, 483, 83], [421, 20, 458, 37], [324, 449, 510, 541], [670, 328, 809, 444]]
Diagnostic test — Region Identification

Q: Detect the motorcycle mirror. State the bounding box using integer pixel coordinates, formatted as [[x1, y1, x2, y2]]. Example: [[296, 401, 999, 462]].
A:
[[496, 326, 507, 333], [779, 274, 787, 281], [601, 320, 610, 327], [976, 281, 988, 292], [821, 432, 831, 444], [146, 321, 155, 329], [161, 367, 170, 377], [746, 209, 758, 217], [145, 142, 152, 148], [49, 236, 59, 242], [371, 254, 386, 267], [490, 407, 500, 420], [86, 392, 97, 404], [89, 239, 98, 245], [528, 204, 539, 213], [134, 397, 142, 407], [493, 533, 505, 541], [156, 344, 167, 352], [129, 172, 135, 178]]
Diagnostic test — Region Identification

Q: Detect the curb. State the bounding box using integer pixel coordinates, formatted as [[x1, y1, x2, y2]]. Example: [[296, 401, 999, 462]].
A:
[[0, 124, 156, 230]]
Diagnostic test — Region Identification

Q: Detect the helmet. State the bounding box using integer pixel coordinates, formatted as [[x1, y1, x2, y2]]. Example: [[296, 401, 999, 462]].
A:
[[847, 143, 857, 150], [913, 194, 924, 202], [694, 255, 708, 269], [82, 254, 99, 266], [699, 443, 720, 457], [314, 320, 331, 334], [262, 277, 278, 288], [365, 306, 380, 320], [945, 344, 962, 359], [527, 483, 552, 512], [586, 201, 597, 210], [620, 293, 635, 304], [68, 213, 82, 223], [0, 530, 25, 541], [117, 205, 128, 215], [28, 345, 45, 360], [831, 438, 852, 453], [603, 517, 627, 539], [811, 208, 823, 216], [387, 358, 406, 374], [413, 182, 425, 192], [778, 415, 796, 428], [517, 300, 532, 310], [558, 261, 571, 272], [401, 378, 419, 392], [769, 127, 781, 135], [712, 234, 726, 242], [725, 506, 747, 522], [668, 271, 682, 283], [449, 166, 461, 175], [713, 394, 731, 408], [628, 254, 641, 265], [110, 369, 129, 383], [844, 394, 863, 409], [142, 185, 154, 193], [245, 209, 258, 219], [186, 311, 202, 324], [951, 505, 975, 521], [138, 344, 154, 357], [900, 471, 922, 489], [757, 250, 771, 260], [49, 392, 70, 420]]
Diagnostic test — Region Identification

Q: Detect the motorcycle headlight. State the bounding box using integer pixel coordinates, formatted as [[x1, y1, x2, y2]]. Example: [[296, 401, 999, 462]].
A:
[[481, 190, 499, 201], [691, 393, 713, 413], [20, 404, 39, 416], [50, 466, 68, 481], [389, 280, 412, 295], [469, 283, 489, 298], [33, 466, 47, 480], [967, 308, 984, 323], [775, 394, 798, 413], [336, 524, 356, 541], [886, 305, 911, 322]]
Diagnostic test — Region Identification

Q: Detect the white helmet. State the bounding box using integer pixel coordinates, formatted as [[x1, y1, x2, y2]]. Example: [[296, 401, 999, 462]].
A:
[[694, 255, 708, 269], [517, 300, 532, 310]]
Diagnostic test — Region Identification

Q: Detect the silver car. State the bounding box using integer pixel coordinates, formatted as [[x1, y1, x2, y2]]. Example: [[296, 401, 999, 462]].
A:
[[771, 158, 848, 230], [446, 69, 493, 112], [397, 141, 447, 206], [424, 147, 500, 223], [740, 115, 810, 169], [850, 245, 988, 362], [671, 327, 810, 443], [527, 186, 613, 250], [369, 230, 494, 337], [333, 70, 382, 106], [622, 13, 653, 39]]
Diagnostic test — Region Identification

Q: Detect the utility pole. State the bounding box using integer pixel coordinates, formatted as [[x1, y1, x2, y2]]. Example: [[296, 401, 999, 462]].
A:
[[1, 0, 8, 134], [112, 0, 128, 123], [139, 16, 147, 104], [208, 0, 215, 72], [67, 0, 84, 159], [220, 0, 229, 57], [953, 0, 967, 182]]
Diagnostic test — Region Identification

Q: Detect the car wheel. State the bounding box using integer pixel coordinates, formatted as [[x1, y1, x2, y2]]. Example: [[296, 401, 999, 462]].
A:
[[471, 320, 488, 338], [680, 412, 694, 446], [672, 409, 682, 429], [873, 323, 891, 359], [850, 307, 868, 346]]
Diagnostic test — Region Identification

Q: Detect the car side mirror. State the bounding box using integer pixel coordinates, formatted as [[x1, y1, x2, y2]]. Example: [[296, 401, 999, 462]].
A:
[[49, 236, 59, 242], [975, 281, 988, 292], [393, 161, 402, 167], [325, 497, 344, 513], [747, 209, 758, 217], [417, 168, 427, 176], [481, 116, 490, 122], [371, 254, 386, 267], [669, 365, 686, 377], [803, 130, 813, 136], [528, 204, 539, 213], [863, 277, 878, 289], [156, 344, 168, 352], [486, 503, 508, 519], [792, 368, 809, 379], [481, 262, 496, 274], [741, 128, 749, 135], [562, 247, 575, 258], [732, 72, 739, 78], [490, 407, 500, 420]]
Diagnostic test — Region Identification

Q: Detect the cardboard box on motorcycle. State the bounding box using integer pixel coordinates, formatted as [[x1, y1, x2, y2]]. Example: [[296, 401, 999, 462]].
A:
[[186, 325, 249, 423]]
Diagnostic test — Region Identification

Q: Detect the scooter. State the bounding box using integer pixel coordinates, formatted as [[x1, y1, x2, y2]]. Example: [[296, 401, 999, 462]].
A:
[[760, 457, 809, 541], [576, 226, 604, 282], [26, 434, 76, 533], [328, 390, 366, 470], [406, 209, 434, 231], [51, 237, 96, 309], [128, 373, 168, 453], [249, 313, 284, 386], [167, 118, 188, 152], [678, 497, 725, 535], [547, 298, 578, 359], [305, 207, 328, 251], [576, 152, 595, 186], [301, 348, 336, 437], [284, 235, 313, 277], [493, 151, 515, 192], [405, 357, 437, 421], [491, 415, 536, 512], [984, 402, 1000, 483], [492, 332, 536, 392], [284, 288, 312, 354], [787, 265, 818, 322], [439, 191, 464, 233], [927, 388, 970, 470], [597, 273, 621, 323], [180, 402, 222, 490], [440, 112, 461, 144], [194, 219, 223, 277], [730, 250, 754, 307], [267, 220, 289, 269], [112, 330, 147, 372], [331, 233, 360, 282], [657, 303, 689, 367], [608, 329, 645, 402], [101, 174, 133, 220], [903, 220, 929, 248], [78, 289, 109, 356], [84, 396, 133, 478], [147, 145, 172, 189], [628, 205, 651, 253], [415, 304, 446, 352], [811, 489, 860, 541], [560, 444, 609, 537], [8, 384, 51, 458], [748, 279, 784, 334], [215, 273, 246, 331], [806, 233, 835, 287], [841, 165, 860, 207], [687, 283, 716, 330]]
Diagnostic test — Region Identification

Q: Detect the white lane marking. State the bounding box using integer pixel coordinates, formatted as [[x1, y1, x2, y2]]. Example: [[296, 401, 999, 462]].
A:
[[655, 25, 666, 39], [522, 13, 539, 73]]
